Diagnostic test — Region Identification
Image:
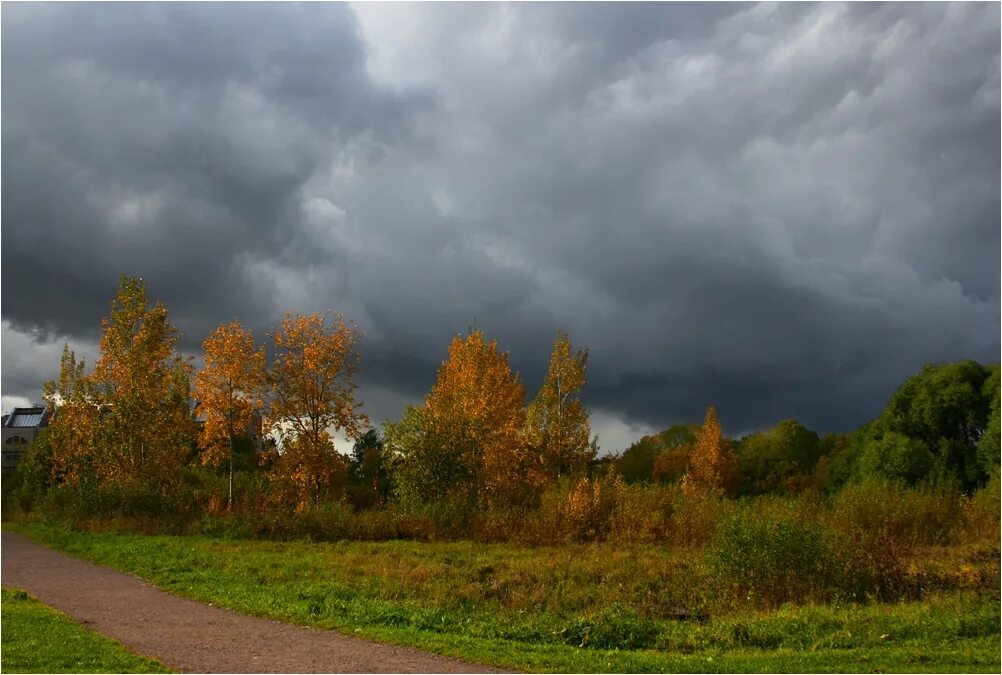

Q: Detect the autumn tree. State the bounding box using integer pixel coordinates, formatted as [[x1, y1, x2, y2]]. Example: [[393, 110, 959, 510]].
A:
[[426, 330, 537, 507], [88, 276, 194, 493], [525, 331, 597, 482], [615, 424, 697, 483], [652, 443, 692, 484], [42, 344, 99, 485], [267, 311, 367, 510], [194, 320, 267, 510], [392, 331, 535, 509], [681, 406, 738, 497]]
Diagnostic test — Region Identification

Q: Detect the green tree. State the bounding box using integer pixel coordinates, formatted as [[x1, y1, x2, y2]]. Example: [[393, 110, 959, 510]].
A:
[[348, 428, 390, 508], [878, 360, 992, 489], [615, 424, 696, 483], [814, 432, 855, 493], [857, 431, 934, 484], [736, 420, 821, 495], [8, 429, 55, 513], [977, 365, 1000, 475], [386, 405, 465, 508]]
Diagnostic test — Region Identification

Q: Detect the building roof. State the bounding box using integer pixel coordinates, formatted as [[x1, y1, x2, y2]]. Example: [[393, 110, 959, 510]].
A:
[[3, 406, 50, 429]]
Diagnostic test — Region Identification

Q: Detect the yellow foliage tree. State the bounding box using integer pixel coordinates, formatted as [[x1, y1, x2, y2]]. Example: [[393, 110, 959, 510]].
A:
[[525, 331, 596, 482], [423, 330, 536, 508], [43, 344, 99, 485], [681, 406, 738, 497], [88, 276, 194, 492], [194, 320, 267, 510], [267, 311, 367, 510]]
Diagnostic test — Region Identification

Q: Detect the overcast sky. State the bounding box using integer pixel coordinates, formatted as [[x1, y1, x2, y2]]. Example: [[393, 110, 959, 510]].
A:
[[2, 2, 999, 453]]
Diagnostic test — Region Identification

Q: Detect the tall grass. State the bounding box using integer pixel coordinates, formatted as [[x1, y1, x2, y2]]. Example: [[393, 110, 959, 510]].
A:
[[7, 469, 998, 605]]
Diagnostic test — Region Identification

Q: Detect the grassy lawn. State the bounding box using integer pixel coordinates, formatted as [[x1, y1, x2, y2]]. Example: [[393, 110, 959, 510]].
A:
[[0, 587, 171, 673], [8, 522, 1000, 673]]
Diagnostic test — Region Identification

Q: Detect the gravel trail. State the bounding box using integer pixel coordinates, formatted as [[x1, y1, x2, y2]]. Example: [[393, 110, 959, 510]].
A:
[[1, 530, 510, 673]]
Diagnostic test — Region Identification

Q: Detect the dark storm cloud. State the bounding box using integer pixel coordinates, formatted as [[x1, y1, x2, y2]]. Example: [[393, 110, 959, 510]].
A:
[[2, 2, 430, 342], [2, 2, 998, 447]]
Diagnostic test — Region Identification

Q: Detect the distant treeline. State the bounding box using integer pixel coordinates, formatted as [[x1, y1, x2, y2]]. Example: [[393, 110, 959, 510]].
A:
[[616, 357, 999, 496], [3, 275, 999, 548]]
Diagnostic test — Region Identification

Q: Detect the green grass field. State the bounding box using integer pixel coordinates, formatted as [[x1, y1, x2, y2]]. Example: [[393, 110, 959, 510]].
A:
[[0, 587, 171, 673], [8, 523, 1000, 673]]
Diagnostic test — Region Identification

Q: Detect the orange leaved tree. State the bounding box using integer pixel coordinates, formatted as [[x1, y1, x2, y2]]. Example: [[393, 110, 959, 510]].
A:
[[267, 311, 367, 510], [422, 330, 536, 508], [681, 405, 738, 497], [88, 275, 194, 494], [43, 344, 99, 485], [525, 331, 596, 482], [194, 320, 267, 511]]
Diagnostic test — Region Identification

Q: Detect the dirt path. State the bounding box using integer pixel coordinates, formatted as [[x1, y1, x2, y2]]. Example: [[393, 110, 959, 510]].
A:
[[1, 531, 510, 673]]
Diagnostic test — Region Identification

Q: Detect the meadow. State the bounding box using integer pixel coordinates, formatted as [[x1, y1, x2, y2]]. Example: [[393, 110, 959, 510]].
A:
[[7, 475, 1000, 673]]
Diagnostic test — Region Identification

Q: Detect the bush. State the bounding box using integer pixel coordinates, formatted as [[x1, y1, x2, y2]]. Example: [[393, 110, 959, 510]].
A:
[[709, 508, 834, 606], [824, 479, 963, 549], [608, 483, 674, 543], [667, 489, 735, 548], [559, 604, 660, 650], [960, 470, 1001, 546]]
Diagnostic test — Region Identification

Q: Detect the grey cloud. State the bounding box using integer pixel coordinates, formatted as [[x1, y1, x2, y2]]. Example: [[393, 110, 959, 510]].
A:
[[2, 2, 998, 446]]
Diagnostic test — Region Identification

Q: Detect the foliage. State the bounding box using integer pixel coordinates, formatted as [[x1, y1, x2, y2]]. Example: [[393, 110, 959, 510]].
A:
[[814, 432, 855, 493], [267, 311, 367, 510], [710, 509, 835, 606], [193, 320, 266, 510], [681, 406, 738, 497], [347, 428, 391, 509], [615, 424, 696, 483], [41, 277, 194, 503], [877, 360, 992, 489], [421, 330, 536, 508], [524, 331, 597, 482], [735, 419, 820, 495], [559, 473, 625, 542], [652, 444, 692, 484], [857, 432, 935, 485], [386, 405, 468, 510], [42, 344, 99, 486], [977, 365, 1000, 474]]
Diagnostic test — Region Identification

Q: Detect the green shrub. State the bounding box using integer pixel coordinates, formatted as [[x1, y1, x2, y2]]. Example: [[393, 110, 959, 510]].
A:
[[709, 508, 834, 606], [559, 604, 659, 650]]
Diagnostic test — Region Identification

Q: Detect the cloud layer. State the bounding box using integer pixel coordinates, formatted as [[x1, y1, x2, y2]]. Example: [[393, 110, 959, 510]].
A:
[[3, 3, 998, 449]]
